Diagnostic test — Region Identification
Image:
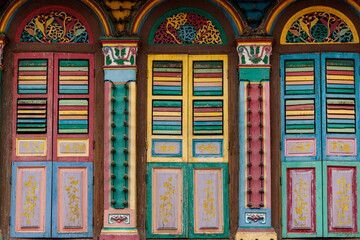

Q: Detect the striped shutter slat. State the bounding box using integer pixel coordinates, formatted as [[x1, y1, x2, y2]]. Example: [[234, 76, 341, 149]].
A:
[[193, 100, 223, 135], [18, 59, 48, 94], [285, 99, 315, 134], [152, 100, 182, 135], [152, 61, 182, 96], [58, 60, 89, 94], [58, 99, 89, 134], [326, 99, 355, 133], [193, 61, 223, 96], [16, 99, 47, 133], [285, 60, 315, 95], [326, 59, 355, 94]]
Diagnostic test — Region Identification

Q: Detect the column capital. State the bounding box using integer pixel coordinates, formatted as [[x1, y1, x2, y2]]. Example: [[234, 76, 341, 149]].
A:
[[101, 37, 139, 69], [0, 35, 7, 70], [236, 38, 273, 66]]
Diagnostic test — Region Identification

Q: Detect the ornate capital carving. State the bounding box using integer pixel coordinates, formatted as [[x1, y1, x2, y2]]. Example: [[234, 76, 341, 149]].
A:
[[236, 38, 273, 66], [101, 38, 139, 68]]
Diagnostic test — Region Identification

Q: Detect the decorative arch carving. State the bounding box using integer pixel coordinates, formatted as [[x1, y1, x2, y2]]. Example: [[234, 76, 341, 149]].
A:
[[280, 6, 359, 44], [15, 6, 94, 43], [148, 7, 227, 45]]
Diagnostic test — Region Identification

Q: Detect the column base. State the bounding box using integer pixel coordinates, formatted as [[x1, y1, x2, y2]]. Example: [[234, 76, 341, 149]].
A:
[[235, 228, 277, 240], [100, 229, 140, 240]]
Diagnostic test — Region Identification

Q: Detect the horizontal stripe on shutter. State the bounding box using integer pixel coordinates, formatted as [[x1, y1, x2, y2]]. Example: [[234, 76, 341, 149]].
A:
[[59, 60, 89, 94], [152, 61, 182, 96], [152, 100, 182, 135], [326, 59, 355, 94], [18, 59, 48, 94], [326, 98, 355, 133], [193, 100, 223, 135], [285, 60, 315, 95], [285, 99, 315, 134], [193, 61, 223, 96], [17, 99, 47, 133], [58, 99, 89, 134]]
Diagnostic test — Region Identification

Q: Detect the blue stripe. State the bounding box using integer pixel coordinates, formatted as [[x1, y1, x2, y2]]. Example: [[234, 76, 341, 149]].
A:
[[285, 85, 314, 90], [327, 119, 355, 124], [153, 86, 181, 91], [152, 121, 181, 126], [59, 85, 89, 90], [17, 119, 46, 123], [18, 85, 47, 89], [59, 120, 88, 124], [194, 121, 222, 125], [327, 84, 354, 89], [194, 87, 222, 91], [286, 119, 314, 125]]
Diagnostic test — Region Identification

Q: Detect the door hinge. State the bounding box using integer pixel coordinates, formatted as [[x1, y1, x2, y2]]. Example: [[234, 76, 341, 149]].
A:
[[10, 177, 12, 185], [228, 174, 230, 184], [280, 176, 282, 186], [9, 216, 11, 225], [93, 175, 95, 186], [93, 140, 95, 150]]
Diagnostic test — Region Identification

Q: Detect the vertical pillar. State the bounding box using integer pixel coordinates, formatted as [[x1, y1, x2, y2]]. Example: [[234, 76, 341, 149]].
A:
[[100, 38, 139, 240], [0, 35, 6, 128], [235, 38, 277, 240]]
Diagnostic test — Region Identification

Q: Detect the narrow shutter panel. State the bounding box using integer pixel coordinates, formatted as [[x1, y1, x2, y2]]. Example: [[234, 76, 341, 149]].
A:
[[12, 53, 53, 162], [321, 53, 359, 161]]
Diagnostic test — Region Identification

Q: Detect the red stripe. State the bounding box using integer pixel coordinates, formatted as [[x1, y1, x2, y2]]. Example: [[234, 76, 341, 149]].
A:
[[59, 106, 88, 111], [17, 105, 46, 109], [153, 107, 181, 112], [327, 105, 355, 109], [19, 71, 47, 76], [193, 73, 222, 78], [326, 70, 354, 76], [286, 104, 314, 110], [59, 71, 89, 76], [153, 72, 181, 77], [194, 107, 222, 112], [286, 72, 313, 76]]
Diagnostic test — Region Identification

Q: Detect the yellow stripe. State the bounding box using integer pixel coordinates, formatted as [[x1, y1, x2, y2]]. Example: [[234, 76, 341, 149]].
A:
[[17, 110, 46, 114], [59, 110, 88, 115], [18, 76, 47, 80], [152, 112, 181, 116], [59, 76, 88, 80], [194, 112, 223, 117], [286, 76, 314, 81], [327, 109, 355, 114], [286, 110, 314, 116], [193, 78, 223, 82], [153, 77, 181, 81], [327, 75, 354, 80]]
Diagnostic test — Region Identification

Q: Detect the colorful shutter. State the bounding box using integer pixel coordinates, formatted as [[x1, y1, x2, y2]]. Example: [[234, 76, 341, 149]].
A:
[[147, 55, 188, 163], [12, 53, 54, 162], [321, 53, 360, 161], [281, 54, 321, 162], [189, 55, 228, 163], [53, 53, 94, 162]]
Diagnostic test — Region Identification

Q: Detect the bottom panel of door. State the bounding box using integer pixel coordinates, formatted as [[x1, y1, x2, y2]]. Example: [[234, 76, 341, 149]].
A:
[[52, 162, 93, 238], [147, 163, 188, 238], [281, 161, 323, 238], [189, 163, 229, 239], [323, 161, 360, 238], [10, 162, 52, 238]]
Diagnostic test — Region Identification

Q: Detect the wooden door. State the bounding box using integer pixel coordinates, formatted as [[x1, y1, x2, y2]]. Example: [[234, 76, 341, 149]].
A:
[[146, 55, 229, 238]]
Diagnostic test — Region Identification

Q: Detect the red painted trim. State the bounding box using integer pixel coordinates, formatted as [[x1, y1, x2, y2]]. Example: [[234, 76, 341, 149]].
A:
[[102, 66, 138, 70], [328, 166, 358, 233], [287, 168, 316, 234], [236, 38, 274, 44], [52, 53, 94, 162], [104, 82, 111, 210], [237, 228, 276, 232], [100, 234, 140, 240], [238, 64, 271, 68], [12, 53, 54, 162], [100, 39, 140, 45], [15, 6, 94, 44]]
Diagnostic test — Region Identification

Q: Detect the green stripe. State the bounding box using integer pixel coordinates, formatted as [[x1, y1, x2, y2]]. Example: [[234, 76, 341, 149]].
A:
[[326, 59, 354, 67], [286, 124, 314, 129], [327, 128, 355, 133], [193, 126, 222, 130], [19, 60, 47, 67], [326, 66, 354, 71], [153, 67, 182, 73], [285, 99, 314, 105], [152, 100, 181, 107], [18, 99, 47, 104], [152, 125, 181, 130], [17, 123, 46, 128], [58, 124, 88, 129], [327, 99, 354, 105], [193, 101, 222, 107], [17, 128, 46, 132], [327, 124, 355, 128], [59, 67, 88, 71], [286, 129, 315, 133], [19, 66, 47, 71], [59, 60, 88, 67], [326, 89, 355, 94], [286, 90, 314, 95], [194, 62, 222, 68], [59, 89, 89, 94], [194, 130, 222, 134], [193, 69, 222, 73], [285, 60, 314, 68], [153, 90, 181, 95], [59, 129, 88, 133], [59, 99, 88, 106], [152, 130, 181, 134], [153, 61, 182, 68], [18, 90, 47, 94], [193, 92, 222, 96]]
